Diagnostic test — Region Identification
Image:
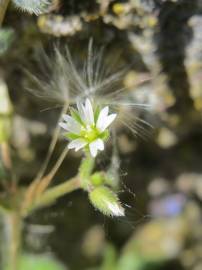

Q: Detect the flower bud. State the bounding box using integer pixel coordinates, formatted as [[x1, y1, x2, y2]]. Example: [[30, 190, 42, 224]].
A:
[[90, 172, 105, 186], [89, 186, 125, 217]]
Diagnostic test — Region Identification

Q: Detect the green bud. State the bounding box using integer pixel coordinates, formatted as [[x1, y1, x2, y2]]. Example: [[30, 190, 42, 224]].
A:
[[89, 186, 125, 217], [90, 172, 105, 186]]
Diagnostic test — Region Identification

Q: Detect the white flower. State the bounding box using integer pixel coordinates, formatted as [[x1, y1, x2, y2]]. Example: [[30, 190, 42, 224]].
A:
[[59, 98, 117, 157]]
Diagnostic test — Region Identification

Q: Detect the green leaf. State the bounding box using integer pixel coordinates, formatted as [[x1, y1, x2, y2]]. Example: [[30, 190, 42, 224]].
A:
[[117, 253, 145, 270], [19, 254, 65, 270], [100, 244, 117, 270]]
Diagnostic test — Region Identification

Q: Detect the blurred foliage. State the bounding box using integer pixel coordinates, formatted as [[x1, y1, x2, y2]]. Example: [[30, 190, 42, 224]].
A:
[[0, 28, 15, 55], [19, 254, 65, 270]]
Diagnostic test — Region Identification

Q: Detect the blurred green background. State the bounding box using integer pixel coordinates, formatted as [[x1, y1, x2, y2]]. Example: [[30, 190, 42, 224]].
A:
[[0, 1, 202, 270]]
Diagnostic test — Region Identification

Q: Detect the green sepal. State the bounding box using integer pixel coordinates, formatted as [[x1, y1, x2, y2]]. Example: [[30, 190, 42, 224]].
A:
[[100, 130, 109, 141], [70, 107, 84, 126], [94, 105, 101, 123], [65, 132, 80, 140]]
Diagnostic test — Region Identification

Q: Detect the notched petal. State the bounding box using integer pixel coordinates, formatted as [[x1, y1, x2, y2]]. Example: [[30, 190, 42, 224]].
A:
[[68, 139, 87, 151], [101, 113, 117, 131], [61, 114, 81, 133], [96, 106, 109, 130]]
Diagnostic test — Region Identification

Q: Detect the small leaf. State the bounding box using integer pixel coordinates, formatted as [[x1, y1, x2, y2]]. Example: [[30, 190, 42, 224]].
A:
[[19, 254, 65, 270]]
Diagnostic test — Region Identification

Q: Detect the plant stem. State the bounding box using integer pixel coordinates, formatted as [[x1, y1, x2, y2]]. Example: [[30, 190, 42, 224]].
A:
[[0, 0, 10, 25], [34, 103, 69, 183], [1, 211, 22, 270], [0, 142, 17, 192], [23, 104, 69, 213], [79, 154, 95, 190], [35, 146, 69, 196], [0, 142, 12, 170], [32, 176, 81, 210]]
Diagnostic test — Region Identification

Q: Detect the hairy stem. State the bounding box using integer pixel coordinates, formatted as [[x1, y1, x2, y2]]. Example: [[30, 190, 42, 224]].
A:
[[22, 155, 95, 215], [35, 146, 69, 196], [34, 103, 69, 182], [23, 104, 69, 213], [0, 142, 12, 170], [0, 142, 16, 192], [32, 176, 80, 210], [0, 0, 10, 25], [1, 211, 22, 270], [79, 154, 95, 190]]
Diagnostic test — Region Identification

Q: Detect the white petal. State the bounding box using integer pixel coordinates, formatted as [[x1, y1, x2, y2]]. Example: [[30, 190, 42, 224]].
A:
[[76, 101, 86, 122], [89, 139, 104, 157], [61, 114, 81, 133], [96, 106, 109, 130], [89, 143, 98, 157], [99, 113, 117, 131], [84, 99, 94, 125], [59, 122, 69, 131], [63, 114, 76, 124], [96, 138, 104, 150], [68, 139, 87, 151], [89, 141, 98, 157]]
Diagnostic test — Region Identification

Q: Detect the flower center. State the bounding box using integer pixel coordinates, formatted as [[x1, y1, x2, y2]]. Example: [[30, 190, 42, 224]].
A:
[[80, 125, 99, 142]]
